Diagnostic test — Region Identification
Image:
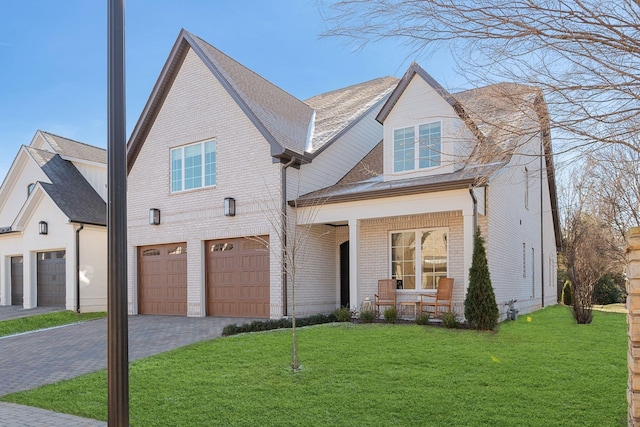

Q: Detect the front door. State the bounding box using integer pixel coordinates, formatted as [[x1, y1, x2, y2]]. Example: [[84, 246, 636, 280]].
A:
[[11, 256, 23, 306], [340, 241, 350, 308]]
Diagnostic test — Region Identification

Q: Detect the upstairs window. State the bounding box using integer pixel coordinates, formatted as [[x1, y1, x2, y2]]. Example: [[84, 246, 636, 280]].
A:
[[171, 140, 216, 192], [27, 183, 35, 196], [393, 122, 441, 172]]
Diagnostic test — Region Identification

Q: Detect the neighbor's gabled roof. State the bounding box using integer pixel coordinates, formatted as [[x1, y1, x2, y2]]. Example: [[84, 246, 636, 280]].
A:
[[24, 147, 106, 226], [38, 131, 106, 164], [127, 29, 315, 170]]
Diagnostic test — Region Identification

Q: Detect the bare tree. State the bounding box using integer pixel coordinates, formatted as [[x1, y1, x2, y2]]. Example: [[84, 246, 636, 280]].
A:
[[322, 0, 640, 156], [252, 172, 330, 371], [560, 164, 625, 322]]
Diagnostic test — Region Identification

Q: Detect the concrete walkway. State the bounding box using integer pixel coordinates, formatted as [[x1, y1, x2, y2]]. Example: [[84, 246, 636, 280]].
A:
[[0, 309, 254, 425]]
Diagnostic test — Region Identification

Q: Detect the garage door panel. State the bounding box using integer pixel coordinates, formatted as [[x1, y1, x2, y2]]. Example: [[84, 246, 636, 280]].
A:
[[37, 251, 66, 307], [138, 243, 187, 315], [206, 236, 269, 318]]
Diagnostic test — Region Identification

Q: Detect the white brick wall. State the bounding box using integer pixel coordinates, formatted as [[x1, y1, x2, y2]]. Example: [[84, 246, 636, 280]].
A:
[[127, 47, 285, 317]]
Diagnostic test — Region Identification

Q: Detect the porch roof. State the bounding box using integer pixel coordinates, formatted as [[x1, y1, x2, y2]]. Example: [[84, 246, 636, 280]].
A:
[[291, 162, 503, 207]]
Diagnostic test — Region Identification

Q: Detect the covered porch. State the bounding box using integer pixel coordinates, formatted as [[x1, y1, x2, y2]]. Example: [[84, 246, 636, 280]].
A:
[[295, 187, 485, 317]]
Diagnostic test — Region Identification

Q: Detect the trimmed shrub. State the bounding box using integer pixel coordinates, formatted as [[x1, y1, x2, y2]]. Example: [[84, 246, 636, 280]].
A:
[[221, 313, 336, 336], [333, 306, 352, 322], [383, 306, 398, 323], [593, 274, 623, 305], [464, 228, 499, 330], [562, 281, 573, 305], [441, 311, 459, 329], [416, 312, 430, 325], [359, 308, 375, 323]]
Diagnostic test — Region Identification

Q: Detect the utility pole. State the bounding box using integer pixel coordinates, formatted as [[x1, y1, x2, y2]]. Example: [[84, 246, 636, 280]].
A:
[[107, 0, 129, 425]]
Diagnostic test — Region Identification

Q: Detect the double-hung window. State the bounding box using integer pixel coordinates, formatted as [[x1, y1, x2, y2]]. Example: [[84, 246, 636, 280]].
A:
[[393, 122, 441, 172], [390, 228, 448, 290], [171, 140, 216, 192]]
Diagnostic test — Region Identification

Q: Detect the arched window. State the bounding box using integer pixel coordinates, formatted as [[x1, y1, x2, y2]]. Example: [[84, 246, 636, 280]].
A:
[[27, 183, 35, 196]]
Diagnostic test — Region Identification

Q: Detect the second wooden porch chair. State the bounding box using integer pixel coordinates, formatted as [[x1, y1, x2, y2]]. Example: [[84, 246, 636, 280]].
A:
[[419, 277, 454, 318]]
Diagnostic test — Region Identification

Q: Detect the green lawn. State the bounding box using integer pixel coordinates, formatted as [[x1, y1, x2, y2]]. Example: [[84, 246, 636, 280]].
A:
[[1, 305, 626, 426], [0, 311, 106, 338]]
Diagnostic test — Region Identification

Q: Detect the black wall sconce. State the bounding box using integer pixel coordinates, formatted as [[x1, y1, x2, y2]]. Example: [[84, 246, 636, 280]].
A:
[[224, 197, 236, 217], [39, 221, 48, 235], [149, 208, 161, 225]]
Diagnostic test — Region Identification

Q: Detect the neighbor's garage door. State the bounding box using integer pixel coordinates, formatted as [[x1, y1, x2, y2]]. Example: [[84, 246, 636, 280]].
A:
[[138, 243, 187, 315], [37, 251, 66, 307], [206, 236, 270, 318], [11, 256, 23, 306]]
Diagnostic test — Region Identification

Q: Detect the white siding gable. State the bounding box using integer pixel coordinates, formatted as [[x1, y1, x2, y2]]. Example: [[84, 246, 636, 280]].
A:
[[0, 151, 49, 227], [382, 76, 476, 181], [72, 163, 107, 202]]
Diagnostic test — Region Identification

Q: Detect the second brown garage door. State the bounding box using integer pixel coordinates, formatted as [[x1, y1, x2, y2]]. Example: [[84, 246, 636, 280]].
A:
[[138, 243, 187, 315], [206, 236, 270, 318]]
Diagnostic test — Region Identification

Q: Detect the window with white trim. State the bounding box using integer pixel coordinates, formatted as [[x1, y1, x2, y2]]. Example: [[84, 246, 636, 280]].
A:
[[171, 140, 216, 192], [390, 228, 448, 290], [393, 122, 441, 172]]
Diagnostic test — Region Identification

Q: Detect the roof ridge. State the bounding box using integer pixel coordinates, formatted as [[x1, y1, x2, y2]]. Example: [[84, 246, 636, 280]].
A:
[[40, 131, 105, 152], [304, 76, 398, 102]]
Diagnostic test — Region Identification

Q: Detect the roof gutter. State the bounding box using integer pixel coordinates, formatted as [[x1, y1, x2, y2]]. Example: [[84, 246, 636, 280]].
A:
[[281, 156, 297, 317], [468, 185, 478, 234]]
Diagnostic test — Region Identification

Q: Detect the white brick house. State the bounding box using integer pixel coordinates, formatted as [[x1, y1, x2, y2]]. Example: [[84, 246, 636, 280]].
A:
[[0, 131, 107, 312], [126, 30, 560, 319]]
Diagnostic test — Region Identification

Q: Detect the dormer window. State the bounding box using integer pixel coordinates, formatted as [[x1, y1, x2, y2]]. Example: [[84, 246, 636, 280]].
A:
[[393, 122, 441, 172], [27, 183, 35, 196]]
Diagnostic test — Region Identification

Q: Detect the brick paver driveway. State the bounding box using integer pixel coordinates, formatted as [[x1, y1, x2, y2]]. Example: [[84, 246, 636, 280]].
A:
[[0, 313, 254, 397]]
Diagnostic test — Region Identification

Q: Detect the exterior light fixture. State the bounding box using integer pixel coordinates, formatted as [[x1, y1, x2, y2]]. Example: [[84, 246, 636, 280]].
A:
[[149, 208, 161, 225], [39, 221, 48, 235], [224, 197, 236, 217]]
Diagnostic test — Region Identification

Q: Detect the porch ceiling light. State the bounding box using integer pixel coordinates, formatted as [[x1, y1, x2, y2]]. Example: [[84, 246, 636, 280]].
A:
[[224, 197, 236, 217], [149, 208, 161, 225], [39, 221, 48, 235]]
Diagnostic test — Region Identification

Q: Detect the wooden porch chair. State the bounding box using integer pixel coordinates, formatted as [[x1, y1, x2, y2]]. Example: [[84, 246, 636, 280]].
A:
[[419, 277, 454, 318], [374, 279, 397, 317]]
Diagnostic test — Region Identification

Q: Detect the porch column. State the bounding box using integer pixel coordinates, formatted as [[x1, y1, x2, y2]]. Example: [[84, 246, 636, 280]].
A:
[[463, 212, 474, 295], [348, 218, 359, 312]]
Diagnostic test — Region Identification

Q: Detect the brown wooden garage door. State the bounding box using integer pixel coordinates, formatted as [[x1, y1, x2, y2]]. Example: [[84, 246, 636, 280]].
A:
[[37, 251, 66, 307], [11, 256, 23, 306], [206, 236, 270, 318], [138, 243, 187, 315]]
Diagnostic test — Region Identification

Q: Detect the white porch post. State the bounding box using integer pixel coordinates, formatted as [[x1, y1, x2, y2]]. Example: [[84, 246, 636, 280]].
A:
[[463, 212, 474, 296], [348, 218, 359, 311]]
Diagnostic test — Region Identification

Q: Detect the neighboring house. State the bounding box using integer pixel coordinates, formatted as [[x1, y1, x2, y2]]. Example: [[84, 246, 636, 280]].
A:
[[126, 29, 559, 319], [0, 131, 107, 312]]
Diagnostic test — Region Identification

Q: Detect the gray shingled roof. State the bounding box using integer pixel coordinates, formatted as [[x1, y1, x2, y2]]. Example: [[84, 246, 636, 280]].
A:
[[26, 147, 106, 225], [41, 131, 107, 164], [190, 34, 315, 157], [305, 77, 398, 153]]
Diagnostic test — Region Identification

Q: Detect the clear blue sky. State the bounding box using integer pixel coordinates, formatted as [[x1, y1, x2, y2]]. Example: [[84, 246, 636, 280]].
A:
[[0, 0, 464, 180]]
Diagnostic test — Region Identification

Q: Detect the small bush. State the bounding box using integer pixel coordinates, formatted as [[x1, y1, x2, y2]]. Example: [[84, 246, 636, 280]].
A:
[[464, 229, 499, 330], [593, 274, 623, 305], [441, 311, 459, 329], [562, 281, 573, 305], [416, 312, 430, 325], [359, 309, 375, 323], [383, 306, 398, 323], [333, 306, 352, 322]]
